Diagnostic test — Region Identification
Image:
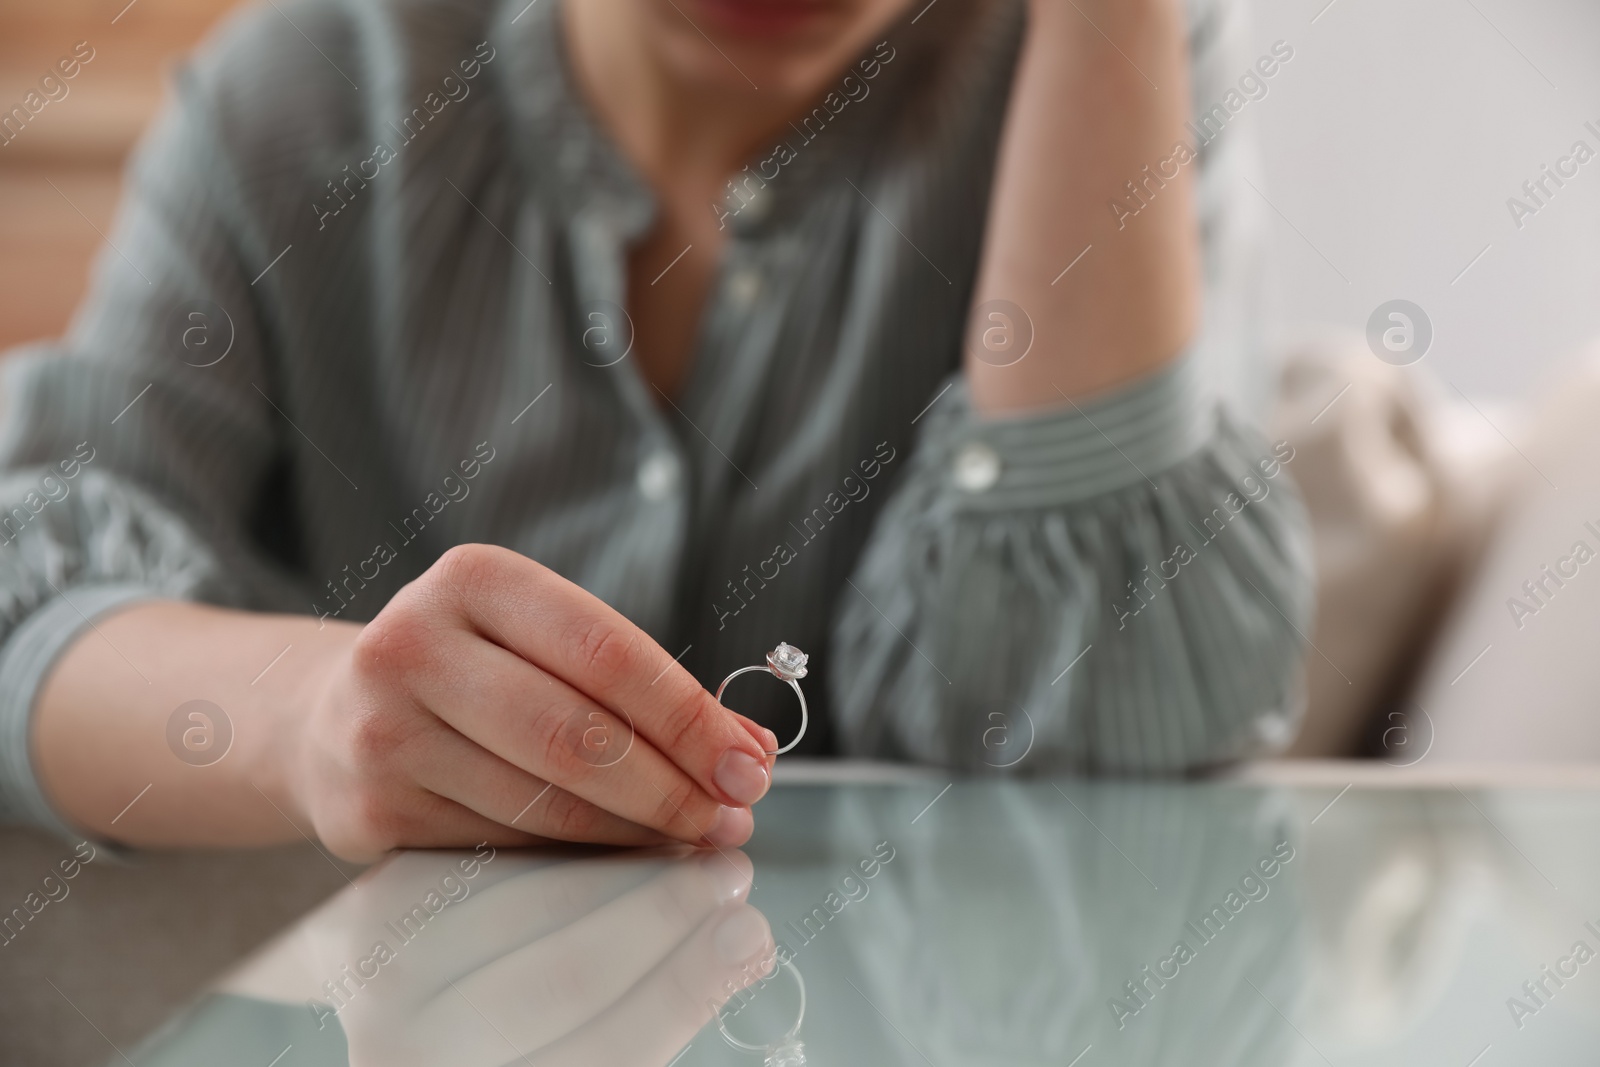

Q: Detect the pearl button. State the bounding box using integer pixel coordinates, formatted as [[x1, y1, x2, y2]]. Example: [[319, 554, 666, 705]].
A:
[[726, 267, 762, 308], [736, 185, 772, 224], [637, 451, 680, 501], [952, 442, 1001, 492]]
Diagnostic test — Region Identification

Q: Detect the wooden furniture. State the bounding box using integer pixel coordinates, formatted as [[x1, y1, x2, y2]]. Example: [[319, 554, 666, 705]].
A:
[[0, 0, 241, 351]]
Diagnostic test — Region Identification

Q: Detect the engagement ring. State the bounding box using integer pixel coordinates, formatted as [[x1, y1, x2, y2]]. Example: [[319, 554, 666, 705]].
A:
[[716, 642, 810, 756]]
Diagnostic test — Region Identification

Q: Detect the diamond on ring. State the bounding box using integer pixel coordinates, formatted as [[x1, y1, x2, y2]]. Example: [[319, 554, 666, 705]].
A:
[[767, 642, 809, 680]]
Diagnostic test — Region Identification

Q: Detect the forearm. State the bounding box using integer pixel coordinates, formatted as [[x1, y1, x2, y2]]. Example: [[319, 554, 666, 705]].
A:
[[968, 0, 1200, 413], [32, 601, 357, 846]]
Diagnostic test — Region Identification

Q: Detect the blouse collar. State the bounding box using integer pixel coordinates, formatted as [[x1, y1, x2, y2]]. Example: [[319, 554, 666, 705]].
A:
[[483, 0, 974, 242], [488, 0, 655, 241]]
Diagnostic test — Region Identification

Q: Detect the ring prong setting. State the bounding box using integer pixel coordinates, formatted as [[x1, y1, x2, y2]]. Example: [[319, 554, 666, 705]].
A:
[[767, 642, 809, 681]]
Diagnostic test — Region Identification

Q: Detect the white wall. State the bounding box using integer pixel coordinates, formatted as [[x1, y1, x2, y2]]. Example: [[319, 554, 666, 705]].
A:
[[1244, 0, 1600, 400]]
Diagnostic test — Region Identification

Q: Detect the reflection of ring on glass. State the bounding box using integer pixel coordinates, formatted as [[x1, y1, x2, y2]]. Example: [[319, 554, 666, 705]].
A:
[[716, 956, 807, 1065], [715, 643, 809, 756]]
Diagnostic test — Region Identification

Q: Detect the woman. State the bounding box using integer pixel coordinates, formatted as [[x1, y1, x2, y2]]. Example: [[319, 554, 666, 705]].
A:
[[0, 0, 1310, 860]]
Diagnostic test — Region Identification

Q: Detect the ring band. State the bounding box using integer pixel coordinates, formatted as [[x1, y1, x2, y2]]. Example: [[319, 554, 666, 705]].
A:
[[715, 642, 810, 756]]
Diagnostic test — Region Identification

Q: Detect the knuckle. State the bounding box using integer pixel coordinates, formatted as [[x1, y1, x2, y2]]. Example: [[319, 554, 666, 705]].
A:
[[567, 614, 638, 681], [342, 704, 416, 767], [652, 776, 702, 836], [540, 789, 598, 841], [526, 696, 636, 777], [660, 689, 718, 757], [351, 609, 431, 683], [433, 542, 504, 595], [531, 699, 590, 779]]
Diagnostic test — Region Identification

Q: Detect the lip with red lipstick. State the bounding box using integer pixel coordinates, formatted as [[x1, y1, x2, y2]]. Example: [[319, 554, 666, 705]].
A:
[[686, 0, 835, 38]]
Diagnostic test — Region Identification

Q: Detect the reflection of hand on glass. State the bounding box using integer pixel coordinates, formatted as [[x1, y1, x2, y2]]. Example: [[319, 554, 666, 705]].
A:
[[222, 847, 774, 1067]]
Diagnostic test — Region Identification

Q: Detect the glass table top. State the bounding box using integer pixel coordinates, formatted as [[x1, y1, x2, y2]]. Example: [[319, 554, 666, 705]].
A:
[[124, 780, 1600, 1065]]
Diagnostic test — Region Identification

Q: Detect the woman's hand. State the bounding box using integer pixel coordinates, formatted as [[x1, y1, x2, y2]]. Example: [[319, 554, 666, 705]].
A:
[[291, 544, 777, 860], [34, 545, 775, 857]]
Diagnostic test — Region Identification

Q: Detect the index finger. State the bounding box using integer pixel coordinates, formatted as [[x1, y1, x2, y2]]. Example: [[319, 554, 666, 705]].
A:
[[434, 546, 777, 810]]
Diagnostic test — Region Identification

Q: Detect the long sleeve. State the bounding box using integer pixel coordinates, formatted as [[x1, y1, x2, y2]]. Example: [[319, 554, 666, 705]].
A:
[[0, 53, 299, 831], [826, 0, 1311, 772], [828, 356, 1313, 772]]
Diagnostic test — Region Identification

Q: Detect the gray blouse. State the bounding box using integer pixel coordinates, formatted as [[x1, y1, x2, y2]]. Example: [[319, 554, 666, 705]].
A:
[[0, 0, 1312, 836]]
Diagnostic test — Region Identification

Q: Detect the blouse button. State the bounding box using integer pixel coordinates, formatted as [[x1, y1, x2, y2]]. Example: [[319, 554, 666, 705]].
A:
[[737, 185, 772, 224], [952, 442, 1001, 492], [637, 451, 680, 501], [726, 267, 762, 308]]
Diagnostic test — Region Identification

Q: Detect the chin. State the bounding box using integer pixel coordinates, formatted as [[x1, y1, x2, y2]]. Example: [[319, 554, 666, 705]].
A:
[[647, 0, 887, 95]]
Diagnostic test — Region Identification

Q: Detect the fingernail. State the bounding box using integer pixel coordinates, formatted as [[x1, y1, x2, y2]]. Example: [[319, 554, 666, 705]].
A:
[[715, 750, 770, 806], [713, 906, 770, 964], [704, 805, 754, 848]]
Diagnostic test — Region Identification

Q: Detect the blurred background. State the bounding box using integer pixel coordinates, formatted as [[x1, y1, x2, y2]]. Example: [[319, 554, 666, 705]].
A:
[[1, 0, 218, 353], [1249, 0, 1600, 400]]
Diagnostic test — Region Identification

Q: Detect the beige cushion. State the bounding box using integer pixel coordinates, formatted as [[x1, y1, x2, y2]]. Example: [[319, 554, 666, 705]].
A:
[[1410, 341, 1600, 761], [1269, 338, 1511, 757]]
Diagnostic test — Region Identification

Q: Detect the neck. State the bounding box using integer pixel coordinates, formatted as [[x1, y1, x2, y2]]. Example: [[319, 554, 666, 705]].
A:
[[562, 0, 813, 193]]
